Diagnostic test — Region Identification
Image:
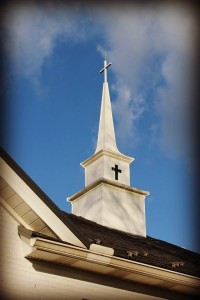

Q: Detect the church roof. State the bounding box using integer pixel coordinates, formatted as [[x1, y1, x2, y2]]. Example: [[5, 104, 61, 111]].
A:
[[0, 147, 90, 248], [67, 213, 200, 277], [35, 211, 200, 278], [1, 147, 200, 279]]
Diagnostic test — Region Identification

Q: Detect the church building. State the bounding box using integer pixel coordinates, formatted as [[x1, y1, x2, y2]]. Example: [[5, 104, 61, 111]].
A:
[[0, 59, 200, 300]]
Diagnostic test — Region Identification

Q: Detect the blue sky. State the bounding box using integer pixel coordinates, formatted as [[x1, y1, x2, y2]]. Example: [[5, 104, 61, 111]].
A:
[[1, 1, 199, 253]]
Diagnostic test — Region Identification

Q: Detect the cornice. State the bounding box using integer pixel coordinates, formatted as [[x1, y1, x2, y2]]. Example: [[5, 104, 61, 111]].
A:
[[81, 150, 134, 168], [27, 237, 200, 296], [67, 177, 149, 202]]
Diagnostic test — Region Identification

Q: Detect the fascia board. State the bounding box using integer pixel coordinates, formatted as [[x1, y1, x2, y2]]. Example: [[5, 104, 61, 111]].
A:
[[28, 237, 200, 294]]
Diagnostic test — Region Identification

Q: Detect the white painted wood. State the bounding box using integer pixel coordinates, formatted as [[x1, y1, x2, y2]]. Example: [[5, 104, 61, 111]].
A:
[[89, 244, 114, 256], [73, 67, 148, 236], [0, 176, 8, 189], [0, 185, 15, 200], [0, 158, 86, 248], [28, 236, 200, 293], [71, 181, 146, 237], [0, 206, 165, 300], [83, 153, 132, 186], [6, 193, 24, 208], [14, 201, 32, 216], [0, 196, 33, 230], [95, 82, 120, 154]]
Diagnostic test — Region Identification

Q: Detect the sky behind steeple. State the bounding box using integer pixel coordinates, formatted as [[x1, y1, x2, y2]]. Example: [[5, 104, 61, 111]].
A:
[[1, 1, 199, 253]]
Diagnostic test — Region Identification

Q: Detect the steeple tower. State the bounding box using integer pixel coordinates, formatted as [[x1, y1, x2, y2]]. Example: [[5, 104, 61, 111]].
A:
[[68, 57, 149, 237], [81, 59, 133, 187]]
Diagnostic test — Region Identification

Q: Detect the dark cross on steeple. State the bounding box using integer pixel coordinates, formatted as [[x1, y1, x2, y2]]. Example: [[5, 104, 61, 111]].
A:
[[99, 52, 112, 82], [112, 164, 122, 180]]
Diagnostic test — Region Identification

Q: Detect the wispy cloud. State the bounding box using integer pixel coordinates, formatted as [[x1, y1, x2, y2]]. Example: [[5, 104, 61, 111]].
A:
[[93, 3, 196, 158], [3, 2, 85, 79], [2, 2, 197, 160]]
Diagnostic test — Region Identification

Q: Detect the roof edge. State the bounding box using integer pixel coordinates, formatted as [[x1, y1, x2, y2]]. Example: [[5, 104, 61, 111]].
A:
[[27, 236, 200, 295], [0, 147, 90, 249]]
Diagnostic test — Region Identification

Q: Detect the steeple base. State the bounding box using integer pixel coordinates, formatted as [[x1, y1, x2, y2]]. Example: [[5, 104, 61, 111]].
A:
[[68, 178, 148, 237]]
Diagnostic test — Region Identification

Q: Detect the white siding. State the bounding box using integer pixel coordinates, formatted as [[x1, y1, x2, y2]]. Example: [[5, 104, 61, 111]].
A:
[[72, 183, 146, 236], [0, 206, 163, 300]]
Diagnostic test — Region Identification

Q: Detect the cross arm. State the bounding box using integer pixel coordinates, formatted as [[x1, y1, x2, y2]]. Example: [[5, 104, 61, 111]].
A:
[[99, 62, 112, 74]]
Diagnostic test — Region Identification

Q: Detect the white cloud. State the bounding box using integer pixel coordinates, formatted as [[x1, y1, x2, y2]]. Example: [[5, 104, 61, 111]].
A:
[[3, 2, 84, 78], [3, 2, 197, 159], [111, 83, 145, 147], [92, 3, 196, 158], [154, 7, 196, 158]]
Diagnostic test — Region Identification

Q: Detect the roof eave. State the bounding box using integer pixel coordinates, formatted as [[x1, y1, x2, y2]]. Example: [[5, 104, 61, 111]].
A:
[[0, 148, 90, 249], [27, 237, 200, 296]]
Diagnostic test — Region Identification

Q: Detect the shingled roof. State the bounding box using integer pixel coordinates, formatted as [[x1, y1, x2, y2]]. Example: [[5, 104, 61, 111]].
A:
[[1, 148, 199, 279], [65, 212, 200, 278], [32, 211, 200, 278]]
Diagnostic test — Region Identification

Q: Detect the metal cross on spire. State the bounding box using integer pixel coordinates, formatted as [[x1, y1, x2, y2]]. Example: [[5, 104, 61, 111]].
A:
[[99, 52, 111, 82]]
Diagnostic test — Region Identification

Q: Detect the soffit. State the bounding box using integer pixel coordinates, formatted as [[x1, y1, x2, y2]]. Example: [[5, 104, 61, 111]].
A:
[[0, 176, 58, 238], [0, 148, 90, 248]]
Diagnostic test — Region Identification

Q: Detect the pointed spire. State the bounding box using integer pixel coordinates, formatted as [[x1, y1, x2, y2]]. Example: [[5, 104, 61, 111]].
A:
[[95, 59, 120, 154]]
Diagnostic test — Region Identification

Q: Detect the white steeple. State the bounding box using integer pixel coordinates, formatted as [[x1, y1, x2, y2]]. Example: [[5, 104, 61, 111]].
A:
[[68, 57, 149, 237], [80, 59, 134, 187], [95, 59, 121, 154]]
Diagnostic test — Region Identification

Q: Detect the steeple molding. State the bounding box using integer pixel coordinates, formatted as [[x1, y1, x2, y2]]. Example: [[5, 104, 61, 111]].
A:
[[68, 177, 149, 203], [81, 149, 134, 168]]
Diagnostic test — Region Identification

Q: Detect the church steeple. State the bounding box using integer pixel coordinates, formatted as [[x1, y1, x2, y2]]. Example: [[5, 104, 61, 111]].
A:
[[68, 57, 149, 237], [80, 58, 134, 187], [95, 59, 120, 154]]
